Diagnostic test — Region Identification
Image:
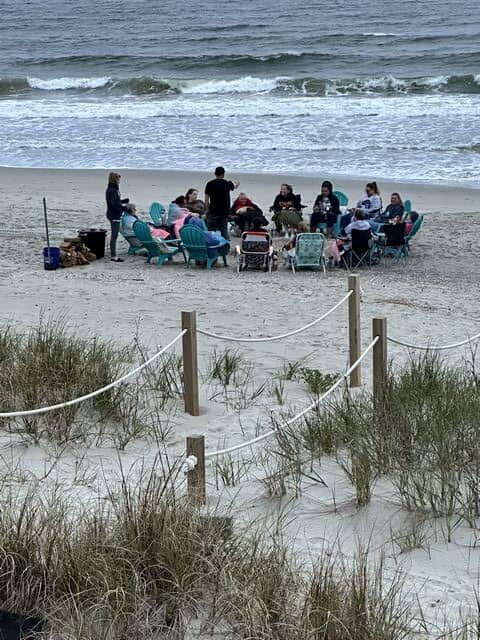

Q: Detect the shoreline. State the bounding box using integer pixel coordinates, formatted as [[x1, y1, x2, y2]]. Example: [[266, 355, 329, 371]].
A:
[[2, 166, 479, 218], [2, 164, 480, 192]]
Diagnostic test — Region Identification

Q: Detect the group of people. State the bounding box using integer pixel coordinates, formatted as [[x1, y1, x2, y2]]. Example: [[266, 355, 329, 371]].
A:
[[105, 168, 419, 266]]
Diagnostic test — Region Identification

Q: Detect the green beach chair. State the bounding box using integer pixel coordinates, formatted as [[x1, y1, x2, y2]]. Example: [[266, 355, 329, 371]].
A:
[[405, 214, 424, 253], [401, 200, 412, 221], [290, 233, 326, 274], [120, 213, 146, 256], [133, 220, 181, 266], [149, 202, 166, 227], [333, 190, 349, 207], [180, 225, 229, 269], [379, 222, 408, 265]]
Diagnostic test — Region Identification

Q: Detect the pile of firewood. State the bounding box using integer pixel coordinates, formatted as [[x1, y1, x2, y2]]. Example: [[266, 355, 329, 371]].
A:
[[60, 237, 97, 267]]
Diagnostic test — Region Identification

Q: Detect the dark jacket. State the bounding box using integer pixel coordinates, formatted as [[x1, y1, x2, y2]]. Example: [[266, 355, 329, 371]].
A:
[[313, 193, 340, 216], [272, 193, 302, 212], [106, 182, 129, 221], [378, 203, 404, 221]]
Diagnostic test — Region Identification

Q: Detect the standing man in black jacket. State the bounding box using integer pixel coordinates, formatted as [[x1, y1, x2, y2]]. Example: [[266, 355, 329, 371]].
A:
[[204, 166, 240, 240], [105, 172, 129, 262]]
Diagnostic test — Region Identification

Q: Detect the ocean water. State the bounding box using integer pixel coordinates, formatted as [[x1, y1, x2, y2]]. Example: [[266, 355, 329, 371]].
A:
[[1, 0, 480, 184]]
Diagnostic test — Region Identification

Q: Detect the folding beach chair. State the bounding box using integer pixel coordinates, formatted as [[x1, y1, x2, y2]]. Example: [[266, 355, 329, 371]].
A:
[[133, 220, 182, 266], [180, 224, 229, 269], [342, 229, 375, 270], [236, 231, 274, 272], [289, 233, 326, 274], [405, 215, 424, 253], [378, 222, 408, 264]]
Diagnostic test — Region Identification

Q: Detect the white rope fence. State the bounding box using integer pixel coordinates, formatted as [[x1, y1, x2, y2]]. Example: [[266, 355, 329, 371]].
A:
[[196, 291, 352, 343], [0, 330, 187, 419], [387, 331, 480, 352], [203, 336, 379, 460]]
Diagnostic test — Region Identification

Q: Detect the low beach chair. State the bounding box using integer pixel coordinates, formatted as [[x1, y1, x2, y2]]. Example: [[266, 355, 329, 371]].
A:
[[133, 220, 181, 266], [401, 200, 413, 222], [236, 231, 274, 272], [290, 233, 326, 274], [378, 222, 408, 265], [180, 225, 229, 269], [149, 202, 166, 227], [405, 214, 424, 253], [333, 190, 349, 207], [342, 229, 375, 271]]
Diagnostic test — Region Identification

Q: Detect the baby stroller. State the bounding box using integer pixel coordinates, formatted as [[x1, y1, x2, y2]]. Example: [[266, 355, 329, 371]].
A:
[[235, 231, 275, 273]]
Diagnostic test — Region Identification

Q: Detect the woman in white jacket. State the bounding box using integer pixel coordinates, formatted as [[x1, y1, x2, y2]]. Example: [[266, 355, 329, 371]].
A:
[[356, 181, 383, 218]]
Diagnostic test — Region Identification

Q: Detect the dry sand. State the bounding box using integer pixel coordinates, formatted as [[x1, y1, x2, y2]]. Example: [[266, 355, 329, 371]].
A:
[[1, 166, 480, 634]]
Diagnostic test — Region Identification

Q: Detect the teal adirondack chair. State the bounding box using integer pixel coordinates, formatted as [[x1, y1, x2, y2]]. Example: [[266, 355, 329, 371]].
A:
[[180, 225, 229, 269], [149, 202, 166, 227], [333, 190, 349, 207], [133, 220, 181, 266], [290, 233, 326, 274], [405, 214, 424, 253], [120, 214, 146, 256]]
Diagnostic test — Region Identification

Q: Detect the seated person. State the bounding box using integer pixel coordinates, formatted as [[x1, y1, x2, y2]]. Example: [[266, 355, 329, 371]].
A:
[[251, 215, 270, 232], [345, 210, 372, 235], [356, 181, 383, 218], [405, 211, 419, 235], [311, 181, 341, 236], [342, 181, 383, 231], [167, 196, 190, 230], [185, 187, 206, 215], [184, 212, 230, 261], [120, 204, 139, 238], [230, 192, 264, 233], [282, 221, 309, 260], [122, 204, 170, 242], [334, 211, 372, 258], [271, 183, 303, 233], [371, 193, 404, 228]]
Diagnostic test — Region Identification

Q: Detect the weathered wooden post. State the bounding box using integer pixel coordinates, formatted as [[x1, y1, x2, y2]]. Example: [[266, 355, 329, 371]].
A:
[[372, 317, 388, 404], [182, 311, 199, 416], [348, 275, 361, 387]]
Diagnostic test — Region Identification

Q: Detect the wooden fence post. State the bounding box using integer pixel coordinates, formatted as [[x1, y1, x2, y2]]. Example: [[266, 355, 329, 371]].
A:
[[348, 275, 361, 387], [186, 435, 206, 504], [372, 317, 388, 403], [182, 311, 199, 416]]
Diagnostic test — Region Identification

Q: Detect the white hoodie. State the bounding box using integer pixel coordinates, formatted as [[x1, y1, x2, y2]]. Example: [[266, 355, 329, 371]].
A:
[[345, 219, 371, 234], [356, 194, 382, 215]]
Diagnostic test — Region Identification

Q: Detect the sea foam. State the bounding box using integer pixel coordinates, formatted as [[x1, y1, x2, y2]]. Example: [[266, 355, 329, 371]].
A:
[[182, 76, 289, 94], [27, 77, 111, 90]]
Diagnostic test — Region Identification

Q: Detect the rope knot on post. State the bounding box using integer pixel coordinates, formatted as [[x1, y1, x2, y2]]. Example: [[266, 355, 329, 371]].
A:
[[183, 455, 198, 475]]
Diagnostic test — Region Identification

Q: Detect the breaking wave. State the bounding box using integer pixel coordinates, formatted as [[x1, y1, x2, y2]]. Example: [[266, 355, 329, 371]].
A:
[[0, 73, 480, 97]]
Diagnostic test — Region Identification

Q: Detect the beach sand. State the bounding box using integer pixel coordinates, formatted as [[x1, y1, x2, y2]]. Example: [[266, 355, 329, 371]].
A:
[[1, 166, 480, 632]]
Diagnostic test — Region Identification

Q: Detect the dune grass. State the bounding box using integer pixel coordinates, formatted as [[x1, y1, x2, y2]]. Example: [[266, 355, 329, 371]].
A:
[[0, 462, 414, 640], [299, 353, 480, 522], [0, 319, 182, 448]]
